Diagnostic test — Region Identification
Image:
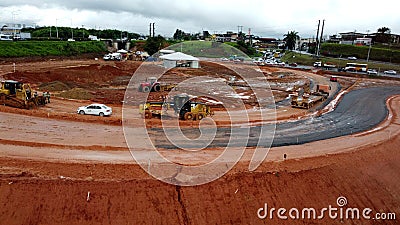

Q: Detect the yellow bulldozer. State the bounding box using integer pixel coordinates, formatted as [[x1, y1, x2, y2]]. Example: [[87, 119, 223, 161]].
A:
[[139, 94, 213, 120], [0, 80, 48, 109]]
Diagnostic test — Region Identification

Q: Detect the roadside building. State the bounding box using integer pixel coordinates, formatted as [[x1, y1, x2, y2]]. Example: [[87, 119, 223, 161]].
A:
[[1, 23, 31, 40], [354, 38, 372, 46], [253, 37, 278, 49]]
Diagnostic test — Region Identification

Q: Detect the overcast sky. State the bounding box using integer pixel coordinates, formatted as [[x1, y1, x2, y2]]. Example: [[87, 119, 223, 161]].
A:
[[1, 0, 399, 38]]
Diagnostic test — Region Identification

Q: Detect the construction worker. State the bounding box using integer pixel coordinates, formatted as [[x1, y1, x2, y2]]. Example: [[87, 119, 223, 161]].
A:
[[43, 91, 51, 103]]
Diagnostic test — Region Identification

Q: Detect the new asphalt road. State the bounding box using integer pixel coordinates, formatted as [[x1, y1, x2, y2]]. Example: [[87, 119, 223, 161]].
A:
[[154, 86, 400, 149]]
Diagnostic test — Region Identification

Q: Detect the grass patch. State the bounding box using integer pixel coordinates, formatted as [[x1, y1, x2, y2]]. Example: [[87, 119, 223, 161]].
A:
[[166, 41, 246, 58], [0, 41, 106, 57]]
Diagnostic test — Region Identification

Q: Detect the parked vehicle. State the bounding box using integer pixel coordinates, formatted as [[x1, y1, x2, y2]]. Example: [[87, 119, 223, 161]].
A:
[[367, 69, 378, 75], [347, 56, 357, 60], [384, 70, 397, 75], [77, 104, 112, 117]]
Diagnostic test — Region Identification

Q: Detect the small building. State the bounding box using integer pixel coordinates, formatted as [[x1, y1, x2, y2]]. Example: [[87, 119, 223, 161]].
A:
[[160, 52, 200, 69], [354, 38, 372, 46], [1, 23, 31, 40], [339, 32, 366, 42]]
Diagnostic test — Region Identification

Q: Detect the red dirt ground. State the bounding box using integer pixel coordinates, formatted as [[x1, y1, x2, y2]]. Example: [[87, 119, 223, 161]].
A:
[[0, 58, 399, 225]]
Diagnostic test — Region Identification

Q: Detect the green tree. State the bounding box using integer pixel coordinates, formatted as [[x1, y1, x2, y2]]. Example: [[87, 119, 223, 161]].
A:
[[173, 29, 185, 40], [376, 27, 391, 44], [233, 40, 257, 56], [144, 35, 166, 55], [377, 27, 391, 34], [283, 31, 300, 50]]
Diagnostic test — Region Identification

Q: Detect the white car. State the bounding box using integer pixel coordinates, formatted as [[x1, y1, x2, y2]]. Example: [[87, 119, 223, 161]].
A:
[[103, 53, 121, 61], [313, 61, 322, 67], [276, 61, 285, 66], [347, 56, 357, 60], [77, 104, 112, 117], [384, 70, 397, 75], [367, 69, 378, 75]]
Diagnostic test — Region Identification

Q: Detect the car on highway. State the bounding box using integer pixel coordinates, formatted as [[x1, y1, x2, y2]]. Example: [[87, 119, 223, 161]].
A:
[[347, 56, 357, 60], [330, 76, 338, 82], [384, 70, 397, 75], [276, 61, 285, 67], [313, 61, 322, 67], [77, 104, 112, 117], [367, 69, 378, 75]]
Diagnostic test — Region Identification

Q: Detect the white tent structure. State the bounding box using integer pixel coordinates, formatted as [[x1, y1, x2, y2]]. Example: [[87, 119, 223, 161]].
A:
[[159, 52, 200, 69]]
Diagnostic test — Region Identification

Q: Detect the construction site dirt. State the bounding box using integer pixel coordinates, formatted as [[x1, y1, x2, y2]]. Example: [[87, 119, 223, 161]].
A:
[[0, 58, 399, 225]]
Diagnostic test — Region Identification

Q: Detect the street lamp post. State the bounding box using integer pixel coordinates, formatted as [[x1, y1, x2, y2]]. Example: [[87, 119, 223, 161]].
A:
[[366, 30, 371, 62], [56, 18, 59, 39], [11, 11, 19, 39], [82, 25, 85, 39], [367, 42, 372, 62]]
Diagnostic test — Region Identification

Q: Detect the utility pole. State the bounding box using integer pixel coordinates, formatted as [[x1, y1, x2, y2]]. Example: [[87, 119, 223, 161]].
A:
[[315, 20, 320, 56], [248, 28, 252, 45], [237, 25, 243, 41], [367, 43, 372, 62], [152, 23, 155, 37], [317, 19, 325, 57], [149, 23, 152, 37]]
